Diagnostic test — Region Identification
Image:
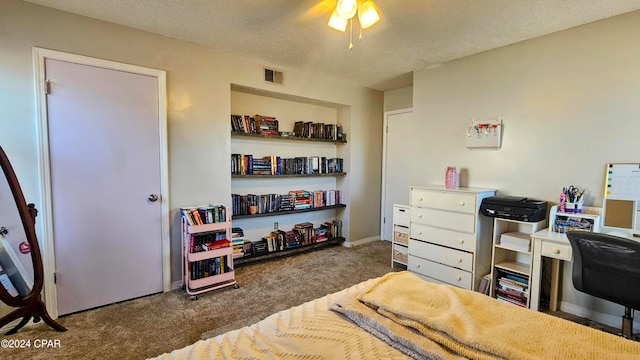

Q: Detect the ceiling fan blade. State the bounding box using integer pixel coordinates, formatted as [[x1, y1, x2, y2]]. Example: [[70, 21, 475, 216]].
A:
[[295, 0, 336, 25]]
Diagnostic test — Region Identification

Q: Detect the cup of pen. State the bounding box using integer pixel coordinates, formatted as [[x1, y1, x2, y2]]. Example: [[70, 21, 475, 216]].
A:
[[565, 200, 584, 213]]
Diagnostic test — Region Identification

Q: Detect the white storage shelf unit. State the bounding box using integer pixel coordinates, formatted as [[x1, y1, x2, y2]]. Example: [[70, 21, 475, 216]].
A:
[[392, 204, 410, 267], [490, 218, 546, 308]]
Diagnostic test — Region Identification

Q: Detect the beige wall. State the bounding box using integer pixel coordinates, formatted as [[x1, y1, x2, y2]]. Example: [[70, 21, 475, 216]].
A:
[[412, 11, 640, 327], [0, 0, 383, 289], [383, 85, 413, 112]]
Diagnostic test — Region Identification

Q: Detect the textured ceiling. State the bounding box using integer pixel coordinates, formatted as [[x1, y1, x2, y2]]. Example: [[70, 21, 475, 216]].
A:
[[22, 0, 640, 91]]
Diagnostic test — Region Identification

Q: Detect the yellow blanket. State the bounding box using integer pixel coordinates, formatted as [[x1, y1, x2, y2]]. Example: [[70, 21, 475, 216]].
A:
[[331, 271, 640, 360]]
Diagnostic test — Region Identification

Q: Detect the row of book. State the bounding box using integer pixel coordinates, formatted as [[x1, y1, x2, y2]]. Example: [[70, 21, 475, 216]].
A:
[[231, 114, 279, 135], [292, 121, 345, 141], [188, 256, 229, 280], [188, 231, 228, 253], [232, 220, 343, 259], [231, 154, 344, 175], [181, 205, 228, 225], [494, 269, 529, 307], [230, 115, 345, 142], [231, 190, 342, 216]]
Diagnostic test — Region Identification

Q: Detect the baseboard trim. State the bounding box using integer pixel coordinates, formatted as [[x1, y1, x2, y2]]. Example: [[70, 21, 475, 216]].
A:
[[344, 235, 381, 247], [560, 301, 640, 333]]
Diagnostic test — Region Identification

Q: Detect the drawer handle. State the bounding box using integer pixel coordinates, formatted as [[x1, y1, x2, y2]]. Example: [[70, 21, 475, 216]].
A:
[[419, 196, 423, 201], [416, 263, 421, 268], [457, 257, 462, 263], [418, 214, 423, 218], [458, 239, 464, 244], [418, 230, 423, 235], [553, 249, 561, 254], [459, 201, 465, 206], [456, 276, 462, 281]]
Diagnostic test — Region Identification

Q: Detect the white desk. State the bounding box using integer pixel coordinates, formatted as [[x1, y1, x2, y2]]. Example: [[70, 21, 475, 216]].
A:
[[529, 229, 573, 311]]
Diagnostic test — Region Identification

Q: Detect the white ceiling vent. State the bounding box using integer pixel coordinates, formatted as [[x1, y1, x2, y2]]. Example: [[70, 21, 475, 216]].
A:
[[264, 67, 284, 85]]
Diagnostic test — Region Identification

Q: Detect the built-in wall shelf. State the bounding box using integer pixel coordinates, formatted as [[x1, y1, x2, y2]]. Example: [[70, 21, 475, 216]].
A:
[[232, 172, 346, 179], [231, 131, 346, 144], [233, 204, 346, 220], [234, 237, 344, 267]]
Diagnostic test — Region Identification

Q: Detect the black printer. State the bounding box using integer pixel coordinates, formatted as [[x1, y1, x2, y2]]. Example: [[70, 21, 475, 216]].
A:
[[480, 196, 547, 222]]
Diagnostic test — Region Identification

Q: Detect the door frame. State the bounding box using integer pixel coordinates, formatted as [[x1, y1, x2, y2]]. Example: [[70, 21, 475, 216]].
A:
[[32, 47, 170, 319], [380, 108, 412, 241]]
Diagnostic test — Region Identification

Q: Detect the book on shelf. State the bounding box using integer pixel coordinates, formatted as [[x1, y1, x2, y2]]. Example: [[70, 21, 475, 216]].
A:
[[202, 239, 231, 251], [183, 205, 228, 225], [190, 231, 228, 253], [231, 227, 247, 258], [254, 114, 279, 135], [189, 256, 229, 280], [479, 274, 491, 295], [231, 153, 344, 176], [292, 121, 345, 141]]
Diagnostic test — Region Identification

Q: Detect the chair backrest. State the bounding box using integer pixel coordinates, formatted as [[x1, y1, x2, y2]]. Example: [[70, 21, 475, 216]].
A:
[[565, 231, 640, 310]]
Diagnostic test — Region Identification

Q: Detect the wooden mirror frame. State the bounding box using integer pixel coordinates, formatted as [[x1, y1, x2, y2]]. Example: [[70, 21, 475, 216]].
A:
[[0, 146, 65, 334]]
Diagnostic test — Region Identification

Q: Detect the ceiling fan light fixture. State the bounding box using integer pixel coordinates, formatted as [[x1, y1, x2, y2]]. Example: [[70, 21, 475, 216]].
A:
[[328, 9, 348, 31], [358, 0, 380, 29], [335, 0, 357, 19]]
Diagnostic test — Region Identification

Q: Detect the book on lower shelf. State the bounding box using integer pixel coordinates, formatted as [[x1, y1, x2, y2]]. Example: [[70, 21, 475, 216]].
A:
[[188, 256, 230, 280], [479, 273, 491, 295], [494, 268, 529, 307], [239, 219, 343, 259]]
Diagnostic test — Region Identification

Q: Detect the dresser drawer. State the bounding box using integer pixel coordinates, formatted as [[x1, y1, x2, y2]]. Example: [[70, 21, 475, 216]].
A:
[[411, 208, 475, 233], [411, 189, 476, 214], [393, 205, 410, 227], [409, 240, 473, 272], [408, 255, 473, 289], [410, 223, 475, 252], [541, 241, 572, 261]]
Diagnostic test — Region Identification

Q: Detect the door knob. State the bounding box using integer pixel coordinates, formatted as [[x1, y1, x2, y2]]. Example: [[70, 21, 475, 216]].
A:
[[148, 194, 159, 202]]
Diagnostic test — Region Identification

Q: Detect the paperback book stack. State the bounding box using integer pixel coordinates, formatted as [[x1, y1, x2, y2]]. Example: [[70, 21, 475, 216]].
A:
[[231, 227, 246, 258], [230, 114, 257, 134], [181, 204, 227, 225], [254, 115, 279, 135], [495, 269, 529, 307], [189, 256, 228, 280], [189, 231, 227, 253], [293, 222, 315, 245], [278, 194, 295, 211], [289, 190, 312, 210], [285, 230, 301, 248]]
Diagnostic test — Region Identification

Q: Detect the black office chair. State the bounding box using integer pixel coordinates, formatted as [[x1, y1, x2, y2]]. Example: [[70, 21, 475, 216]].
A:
[[566, 231, 640, 339]]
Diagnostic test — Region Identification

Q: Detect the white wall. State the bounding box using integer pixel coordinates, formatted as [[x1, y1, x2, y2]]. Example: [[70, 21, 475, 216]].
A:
[[384, 85, 413, 112], [0, 0, 383, 290], [412, 10, 640, 327]]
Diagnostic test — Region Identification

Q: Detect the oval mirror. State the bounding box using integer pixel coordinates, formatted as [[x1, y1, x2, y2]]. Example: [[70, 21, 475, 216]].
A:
[[0, 146, 65, 334]]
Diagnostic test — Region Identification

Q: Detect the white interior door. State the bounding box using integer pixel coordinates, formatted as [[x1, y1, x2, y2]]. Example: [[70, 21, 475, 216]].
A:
[[45, 58, 164, 315], [381, 109, 413, 241]]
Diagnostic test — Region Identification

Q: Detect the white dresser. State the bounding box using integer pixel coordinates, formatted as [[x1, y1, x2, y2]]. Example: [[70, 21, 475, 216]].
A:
[[408, 185, 496, 291]]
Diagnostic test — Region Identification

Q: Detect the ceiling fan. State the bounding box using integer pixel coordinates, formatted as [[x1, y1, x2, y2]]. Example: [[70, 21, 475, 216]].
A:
[[300, 0, 381, 49], [328, 0, 381, 49]]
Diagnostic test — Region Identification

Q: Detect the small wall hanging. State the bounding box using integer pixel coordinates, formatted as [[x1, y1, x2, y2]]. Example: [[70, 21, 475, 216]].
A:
[[466, 117, 503, 149]]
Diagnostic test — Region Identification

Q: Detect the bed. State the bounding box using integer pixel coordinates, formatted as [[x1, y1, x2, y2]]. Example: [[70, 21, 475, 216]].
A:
[[150, 271, 640, 359]]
